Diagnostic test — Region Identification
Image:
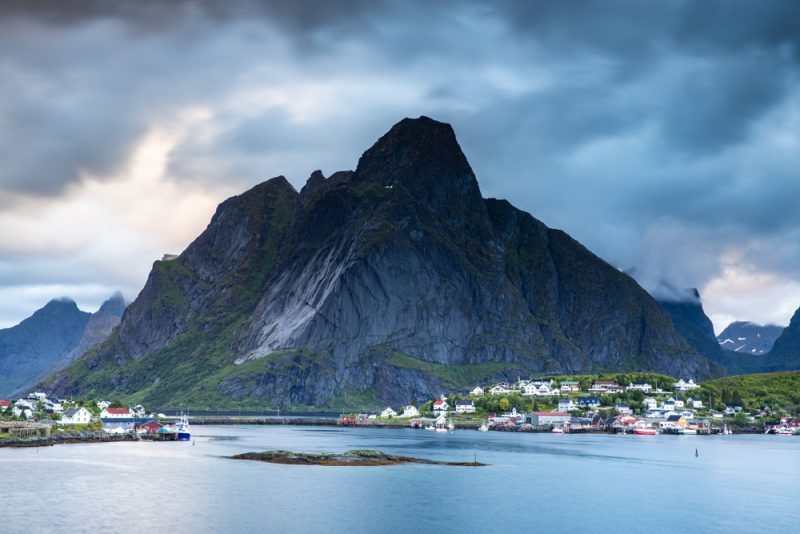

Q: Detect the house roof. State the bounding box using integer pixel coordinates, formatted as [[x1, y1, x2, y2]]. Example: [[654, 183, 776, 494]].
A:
[[62, 407, 86, 417], [140, 421, 163, 428], [666, 415, 683, 422], [534, 412, 569, 416], [104, 407, 130, 414], [433, 400, 445, 405], [0, 400, 10, 407], [456, 400, 473, 406]]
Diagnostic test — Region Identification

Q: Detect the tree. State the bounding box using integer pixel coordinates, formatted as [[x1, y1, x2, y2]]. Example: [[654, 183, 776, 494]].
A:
[[499, 398, 510, 411]]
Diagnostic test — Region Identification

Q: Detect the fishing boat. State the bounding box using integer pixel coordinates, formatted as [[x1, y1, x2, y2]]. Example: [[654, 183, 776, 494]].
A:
[[175, 414, 191, 441], [633, 428, 657, 435], [773, 426, 793, 435]]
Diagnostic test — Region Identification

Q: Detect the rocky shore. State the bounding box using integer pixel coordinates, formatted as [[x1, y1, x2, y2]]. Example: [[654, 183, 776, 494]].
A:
[[230, 449, 486, 467], [0, 431, 135, 448]]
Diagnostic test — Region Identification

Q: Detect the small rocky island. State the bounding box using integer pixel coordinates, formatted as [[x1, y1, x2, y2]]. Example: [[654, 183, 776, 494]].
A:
[[230, 449, 486, 467]]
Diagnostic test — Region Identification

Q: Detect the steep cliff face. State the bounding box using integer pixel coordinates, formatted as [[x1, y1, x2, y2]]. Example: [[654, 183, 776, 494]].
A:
[[43, 116, 720, 409], [60, 293, 126, 369], [763, 308, 800, 372], [658, 290, 723, 362], [0, 299, 90, 396]]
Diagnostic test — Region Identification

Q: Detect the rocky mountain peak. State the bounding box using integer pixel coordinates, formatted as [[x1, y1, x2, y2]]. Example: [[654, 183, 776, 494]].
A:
[[353, 116, 490, 237], [97, 291, 126, 317]]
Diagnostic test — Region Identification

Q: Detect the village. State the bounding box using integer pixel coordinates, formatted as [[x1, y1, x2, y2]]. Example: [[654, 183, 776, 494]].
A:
[[0, 392, 190, 442], [3, 374, 800, 443], [342, 376, 800, 435]]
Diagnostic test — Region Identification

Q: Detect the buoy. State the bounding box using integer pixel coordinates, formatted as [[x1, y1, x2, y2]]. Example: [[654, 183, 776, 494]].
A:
[[695, 448, 698, 458]]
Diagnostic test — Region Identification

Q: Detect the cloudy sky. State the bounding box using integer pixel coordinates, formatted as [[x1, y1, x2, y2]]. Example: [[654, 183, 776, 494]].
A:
[[1, 0, 799, 333]]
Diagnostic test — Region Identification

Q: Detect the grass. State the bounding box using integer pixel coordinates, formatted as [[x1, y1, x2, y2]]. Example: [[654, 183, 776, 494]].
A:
[[701, 371, 800, 409]]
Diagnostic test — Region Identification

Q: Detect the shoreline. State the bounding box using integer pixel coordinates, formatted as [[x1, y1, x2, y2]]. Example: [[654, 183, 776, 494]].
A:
[[0, 432, 136, 448]]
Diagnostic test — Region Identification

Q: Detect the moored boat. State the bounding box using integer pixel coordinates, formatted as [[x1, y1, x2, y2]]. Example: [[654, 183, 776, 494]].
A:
[[551, 427, 565, 434], [175, 414, 191, 441], [634, 428, 657, 435]]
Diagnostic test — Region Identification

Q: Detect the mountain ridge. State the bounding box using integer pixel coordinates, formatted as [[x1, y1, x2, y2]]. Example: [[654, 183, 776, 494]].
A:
[[41, 116, 721, 409]]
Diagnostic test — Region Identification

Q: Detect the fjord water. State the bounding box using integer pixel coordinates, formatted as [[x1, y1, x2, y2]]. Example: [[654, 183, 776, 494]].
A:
[[1, 427, 798, 533]]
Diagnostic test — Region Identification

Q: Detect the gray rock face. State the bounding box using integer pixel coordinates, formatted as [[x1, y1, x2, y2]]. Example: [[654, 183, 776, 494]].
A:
[[60, 292, 126, 368], [717, 321, 783, 356], [44, 116, 721, 408], [0, 299, 90, 396]]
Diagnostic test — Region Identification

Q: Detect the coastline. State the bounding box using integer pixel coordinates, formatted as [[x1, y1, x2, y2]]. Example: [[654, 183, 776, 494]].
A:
[[0, 432, 135, 448]]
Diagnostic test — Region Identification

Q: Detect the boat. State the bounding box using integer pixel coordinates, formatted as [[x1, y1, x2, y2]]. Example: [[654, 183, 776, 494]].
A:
[[175, 414, 191, 441], [679, 428, 698, 435], [478, 423, 489, 432], [424, 425, 435, 431], [634, 428, 657, 435], [773, 426, 793, 435], [551, 427, 565, 434], [435, 426, 448, 433], [722, 424, 732, 435]]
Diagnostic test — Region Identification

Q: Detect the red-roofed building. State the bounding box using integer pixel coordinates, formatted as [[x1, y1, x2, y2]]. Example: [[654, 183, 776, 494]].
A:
[[0, 400, 10, 411], [138, 421, 164, 435], [432, 399, 448, 413], [100, 407, 131, 418]]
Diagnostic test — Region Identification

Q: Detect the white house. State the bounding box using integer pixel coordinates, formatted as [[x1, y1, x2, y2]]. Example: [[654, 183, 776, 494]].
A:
[[380, 407, 397, 418], [455, 400, 476, 414], [616, 403, 633, 415], [667, 397, 685, 409], [674, 379, 700, 392], [558, 398, 577, 412], [687, 397, 704, 409], [26, 392, 48, 401], [470, 386, 484, 396], [45, 399, 63, 413], [12, 405, 33, 419], [432, 399, 449, 413], [100, 407, 132, 419], [643, 398, 658, 410], [646, 409, 667, 419], [662, 400, 676, 411], [97, 400, 111, 410], [61, 407, 92, 425], [560, 381, 580, 392], [400, 405, 420, 418], [489, 384, 513, 395], [589, 381, 623, 393], [679, 410, 695, 420], [627, 382, 652, 393]]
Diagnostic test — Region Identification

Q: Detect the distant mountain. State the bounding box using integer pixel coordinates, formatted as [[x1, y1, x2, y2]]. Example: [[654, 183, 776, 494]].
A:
[[762, 308, 800, 372], [59, 292, 126, 369], [656, 289, 771, 374], [0, 299, 91, 397], [717, 322, 783, 356], [42, 116, 720, 410]]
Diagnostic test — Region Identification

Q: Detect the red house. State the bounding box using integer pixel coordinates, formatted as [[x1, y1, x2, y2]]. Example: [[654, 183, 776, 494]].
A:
[[138, 421, 164, 435]]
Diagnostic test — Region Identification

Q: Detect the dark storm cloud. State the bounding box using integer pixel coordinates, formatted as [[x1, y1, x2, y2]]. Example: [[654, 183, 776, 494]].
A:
[[2, 0, 800, 327]]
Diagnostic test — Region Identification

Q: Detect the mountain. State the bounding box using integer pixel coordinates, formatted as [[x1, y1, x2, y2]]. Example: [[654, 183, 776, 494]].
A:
[[0, 299, 91, 397], [762, 307, 800, 372], [717, 321, 783, 356], [656, 289, 780, 374], [59, 292, 126, 369], [657, 289, 723, 363], [41, 116, 720, 409]]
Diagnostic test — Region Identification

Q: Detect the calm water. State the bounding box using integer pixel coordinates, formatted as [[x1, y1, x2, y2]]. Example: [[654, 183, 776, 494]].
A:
[[1, 426, 798, 533]]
